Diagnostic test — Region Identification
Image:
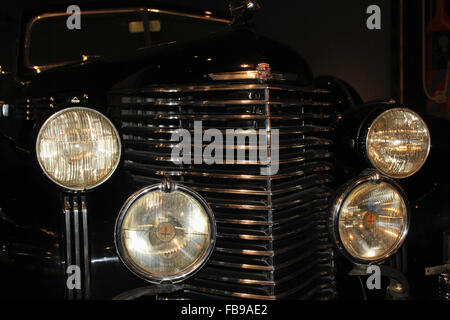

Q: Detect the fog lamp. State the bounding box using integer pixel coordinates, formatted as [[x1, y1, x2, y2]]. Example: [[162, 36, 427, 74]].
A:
[[330, 171, 409, 263], [115, 182, 215, 283]]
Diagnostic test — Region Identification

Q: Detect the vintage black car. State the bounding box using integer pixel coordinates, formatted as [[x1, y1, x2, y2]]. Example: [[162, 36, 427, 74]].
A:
[[0, 1, 449, 300]]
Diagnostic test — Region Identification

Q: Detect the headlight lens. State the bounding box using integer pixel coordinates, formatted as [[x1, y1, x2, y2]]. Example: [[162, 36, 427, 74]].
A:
[[331, 172, 409, 263], [115, 183, 215, 283], [36, 107, 121, 190], [366, 108, 430, 178]]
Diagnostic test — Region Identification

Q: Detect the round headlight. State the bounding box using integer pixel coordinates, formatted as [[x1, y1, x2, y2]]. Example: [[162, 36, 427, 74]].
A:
[[115, 182, 216, 284], [366, 108, 430, 179], [330, 171, 409, 263], [36, 107, 121, 191]]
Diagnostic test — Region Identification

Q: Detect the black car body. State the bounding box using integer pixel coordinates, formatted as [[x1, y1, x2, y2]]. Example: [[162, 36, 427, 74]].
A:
[[0, 1, 449, 300]]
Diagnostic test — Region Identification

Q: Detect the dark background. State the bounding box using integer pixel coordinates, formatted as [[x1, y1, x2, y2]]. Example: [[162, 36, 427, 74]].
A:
[[1, 0, 392, 102]]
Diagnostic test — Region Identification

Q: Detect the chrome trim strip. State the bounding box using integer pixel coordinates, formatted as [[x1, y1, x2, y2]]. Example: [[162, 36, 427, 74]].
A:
[[124, 161, 332, 181], [214, 208, 325, 226], [199, 257, 318, 286], [214, 247, 274, 256], [72, 197, 81, 299], [206, 189, 332, 211], [113, 274, 323, 300], [125, 151, 331, 166], [62, 196, 91, 299], [198, 272, 275, 286], [112, 83, 330, 94], [213, 234, 318, 257], [112, 284, 278, 300], [187, 273, 319, 299], [63, 197, 73, 300], [122, 138, 332, 150], [81, 196, 90, 299], [119, 98, 331, 107], [24, 7, 230, 71], [208, 70, 298, 81], [216, 220, 318, 241], [142, 8, 230, 23], [121, 125, 332, 135], [183, 175, 332, 196], [120, 113, 331, 120], [208, 260, 274, 271]]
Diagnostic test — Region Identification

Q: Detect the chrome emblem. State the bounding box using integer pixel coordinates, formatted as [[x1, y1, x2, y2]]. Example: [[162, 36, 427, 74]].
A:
[[256, 63, 271, 82]]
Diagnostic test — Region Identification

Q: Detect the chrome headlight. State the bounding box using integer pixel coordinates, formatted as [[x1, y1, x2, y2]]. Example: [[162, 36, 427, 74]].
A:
[[115, 182, 216, 284], [36, 107, 121, 191], [365, 108, 430, 179], [330, 170, 409, 263]]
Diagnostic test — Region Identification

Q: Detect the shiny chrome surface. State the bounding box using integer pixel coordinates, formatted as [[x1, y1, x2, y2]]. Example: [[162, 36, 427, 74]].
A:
[[63, 195, 91, 299], [81, 198, 90, 299], [63, 198, 73, 300], [208, 70, 298, 82], [111, 81, 336, 299], [73, 197, 81, 287], [115, 83, 330, 94]]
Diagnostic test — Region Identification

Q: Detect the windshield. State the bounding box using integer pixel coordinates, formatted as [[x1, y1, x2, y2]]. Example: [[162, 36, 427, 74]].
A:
[[25, 8, 229, 70]]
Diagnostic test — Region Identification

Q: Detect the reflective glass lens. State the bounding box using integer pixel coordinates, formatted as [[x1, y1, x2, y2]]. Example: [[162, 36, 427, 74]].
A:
[[118, 189, 213, 282], [338, 181, 407, 261], [36, 108, 121, 190], [367, 108, 430, 178]]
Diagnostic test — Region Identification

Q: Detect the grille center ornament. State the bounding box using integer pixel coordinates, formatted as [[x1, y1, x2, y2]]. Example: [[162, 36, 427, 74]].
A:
[[208, 63, 297, 82], [256, 63, 271, 82]]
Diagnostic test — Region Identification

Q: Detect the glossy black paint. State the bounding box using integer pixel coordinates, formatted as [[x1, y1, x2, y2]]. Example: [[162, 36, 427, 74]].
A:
[[0, 4, 449, 300]]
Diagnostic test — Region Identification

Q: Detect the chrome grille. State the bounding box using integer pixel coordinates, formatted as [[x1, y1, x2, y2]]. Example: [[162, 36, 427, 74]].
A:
[[109, 82, 336, 299]]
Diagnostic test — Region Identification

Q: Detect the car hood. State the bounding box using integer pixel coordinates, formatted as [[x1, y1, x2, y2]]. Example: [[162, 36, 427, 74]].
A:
[[18, 27, 312, 98]]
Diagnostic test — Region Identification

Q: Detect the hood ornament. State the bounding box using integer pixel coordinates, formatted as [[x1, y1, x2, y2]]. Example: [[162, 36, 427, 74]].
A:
[[229, 0, 261, 22]]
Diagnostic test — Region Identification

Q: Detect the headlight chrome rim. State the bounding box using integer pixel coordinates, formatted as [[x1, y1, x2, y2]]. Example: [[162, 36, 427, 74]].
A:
[[329, 170, 410, 264], [114, 182, 216, 284], [35, 107, 122, 191], [364, 107, 431, 179]]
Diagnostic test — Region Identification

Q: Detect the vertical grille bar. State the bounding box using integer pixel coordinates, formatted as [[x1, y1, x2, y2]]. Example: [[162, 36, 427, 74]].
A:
[[81, 196, 91, 299], [63, 197, 74, 300], [62, 195, 91, 300]]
